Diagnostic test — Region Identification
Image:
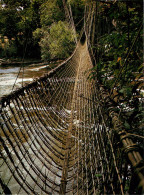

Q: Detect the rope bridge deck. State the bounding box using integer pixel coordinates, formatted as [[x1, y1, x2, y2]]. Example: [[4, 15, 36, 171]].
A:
[[0, 41, 144, 194]]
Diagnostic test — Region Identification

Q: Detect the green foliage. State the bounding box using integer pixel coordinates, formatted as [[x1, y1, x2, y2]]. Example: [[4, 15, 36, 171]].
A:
[[38, 29, 50, 60], [39, 21, 75, 60], [68, 0, 85, 6], [68, 0, 93, 5], [0, 8, 20, 40], [90, 1, 143, 151], [0, 41, 17, 58], [68, 0, 84, 33], [3, 0, 31, 8], [0, 0, 83, 59], [95, 173, 102, 177], [40, 0, 65, 27], [93, 1, 142, 93], [33, 28, 42, 40], [5, 41, 17, 57], [0, 0, 43, 59]]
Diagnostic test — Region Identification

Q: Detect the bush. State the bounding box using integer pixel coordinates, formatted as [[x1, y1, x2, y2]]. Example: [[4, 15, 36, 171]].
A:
[[0, 40, 17, 58], [39, 21, 75, 60]]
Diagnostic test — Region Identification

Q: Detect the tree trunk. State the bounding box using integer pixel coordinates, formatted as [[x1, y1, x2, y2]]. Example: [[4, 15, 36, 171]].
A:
[[62, 0, 77, 44]]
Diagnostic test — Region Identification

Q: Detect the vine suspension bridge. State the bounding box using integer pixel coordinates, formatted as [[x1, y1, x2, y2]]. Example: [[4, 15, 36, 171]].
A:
[[0, 5, 144, 195]]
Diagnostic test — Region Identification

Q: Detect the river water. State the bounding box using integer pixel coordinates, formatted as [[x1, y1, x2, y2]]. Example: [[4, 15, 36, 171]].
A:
[[0, 62, 56, 98], [0, 61, 64, 194]]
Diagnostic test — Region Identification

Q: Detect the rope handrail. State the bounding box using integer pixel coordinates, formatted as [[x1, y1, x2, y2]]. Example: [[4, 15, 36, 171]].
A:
[[0, 39, 81, 109]]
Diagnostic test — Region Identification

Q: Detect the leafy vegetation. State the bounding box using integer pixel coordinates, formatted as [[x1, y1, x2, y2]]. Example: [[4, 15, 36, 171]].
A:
[[89, 1, 143, 150], [34, 21, 75, 60], [0, 0, 43, 59], [40, 0, 65, 27], [0, 0, 80, 60], [33, 0, 76, 60]]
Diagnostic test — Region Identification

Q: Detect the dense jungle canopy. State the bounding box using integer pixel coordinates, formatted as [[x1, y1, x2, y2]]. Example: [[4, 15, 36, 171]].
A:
[[0, 0, 142, 60]]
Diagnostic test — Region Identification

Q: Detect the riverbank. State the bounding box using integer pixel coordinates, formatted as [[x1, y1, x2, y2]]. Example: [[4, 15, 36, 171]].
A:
[[0, 58, 43, 66], [0, 58, 64, 66]]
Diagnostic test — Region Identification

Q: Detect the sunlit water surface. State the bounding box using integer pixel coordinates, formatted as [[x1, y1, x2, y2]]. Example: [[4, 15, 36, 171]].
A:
[[0, 63, 51, 97]]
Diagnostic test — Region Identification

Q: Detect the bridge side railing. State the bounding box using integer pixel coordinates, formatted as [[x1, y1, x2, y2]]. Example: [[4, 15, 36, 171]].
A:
[[86, 23, 144, 192]]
